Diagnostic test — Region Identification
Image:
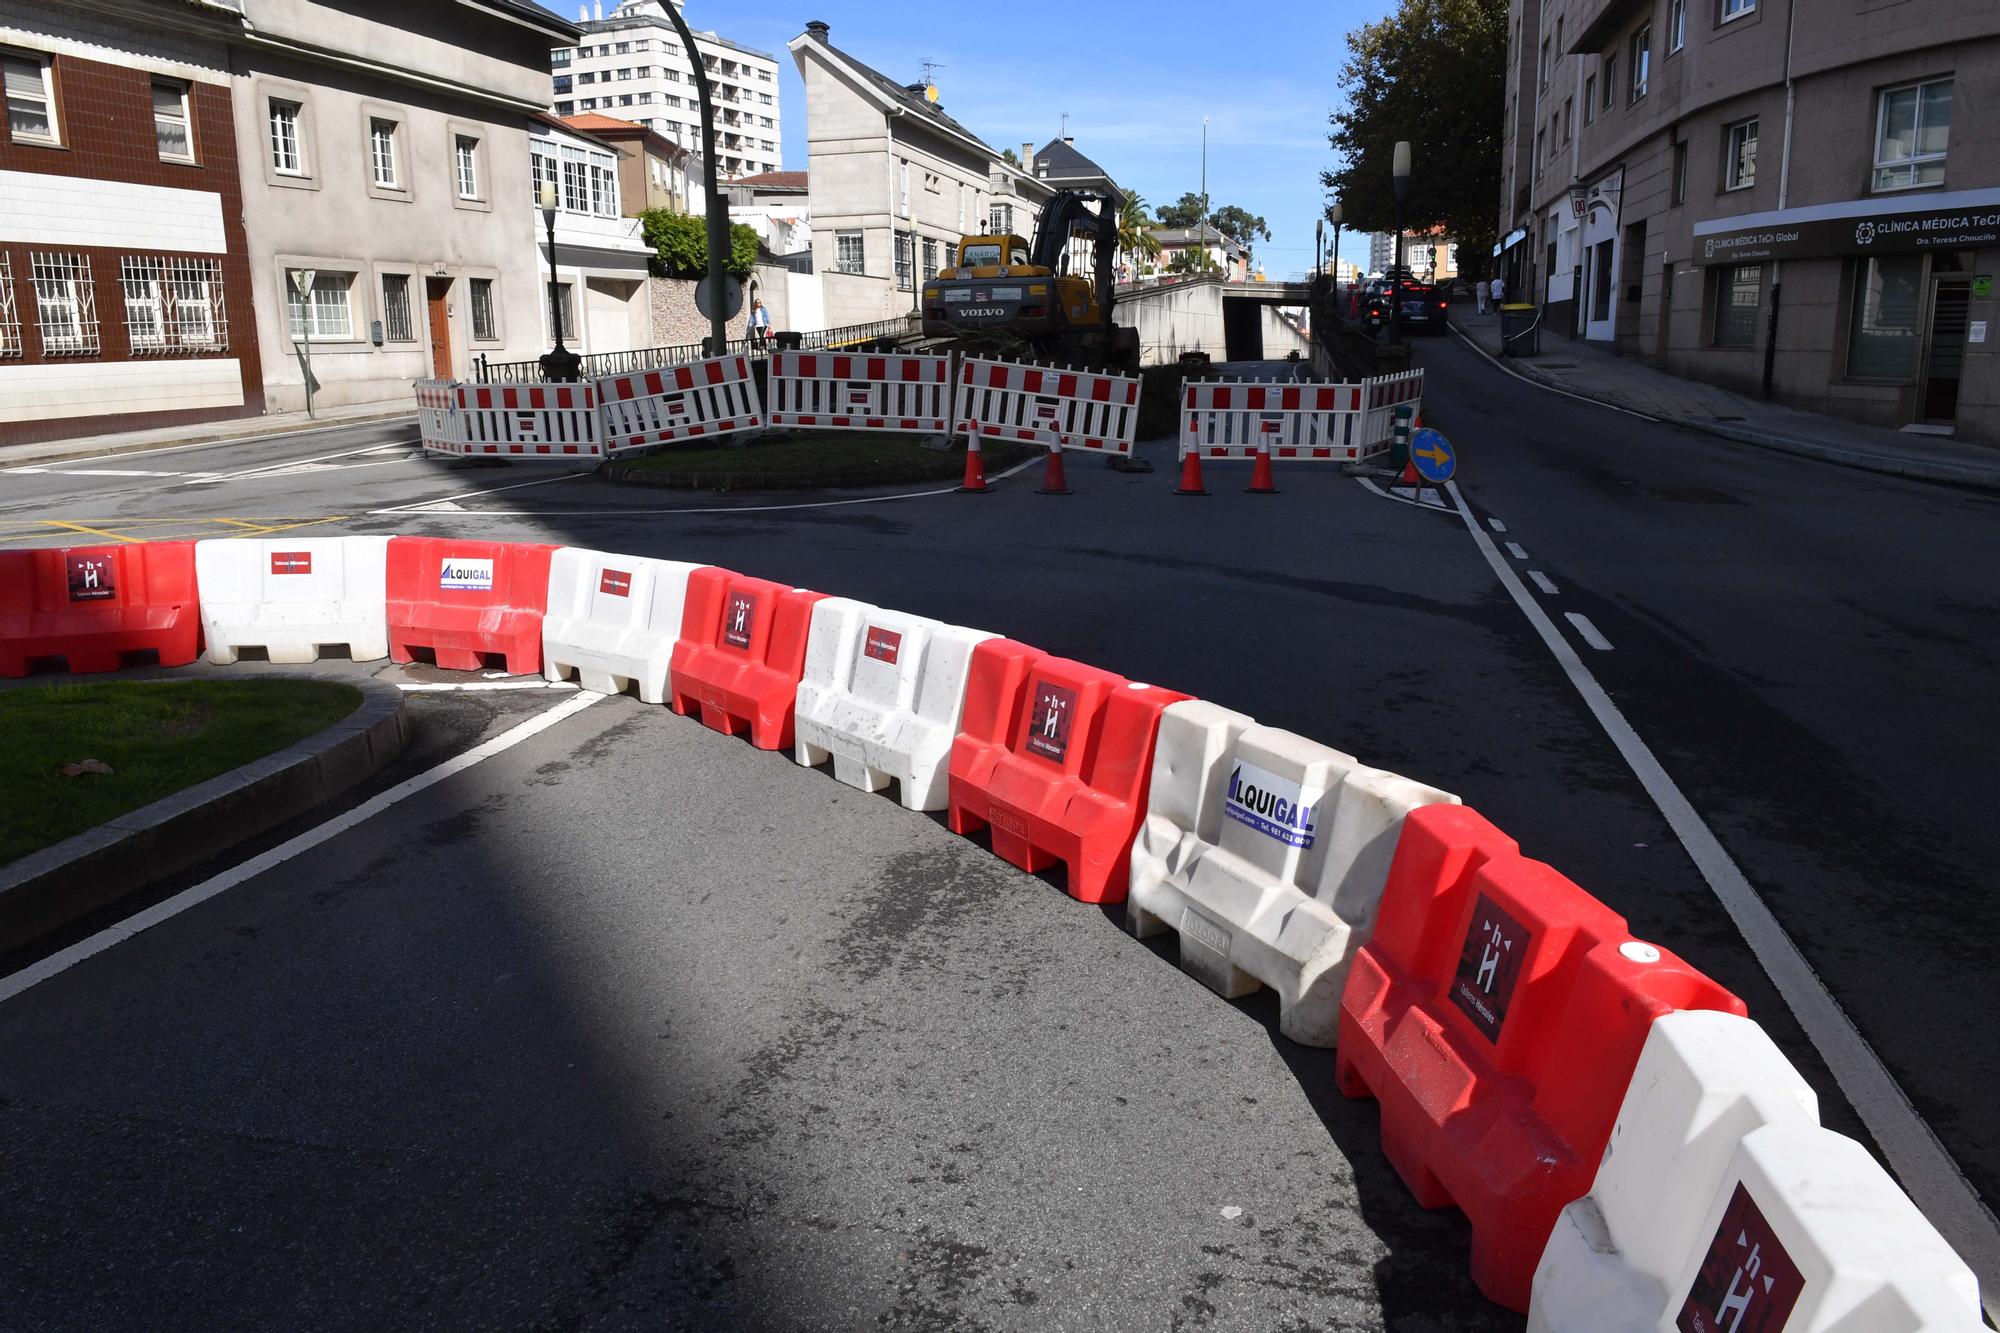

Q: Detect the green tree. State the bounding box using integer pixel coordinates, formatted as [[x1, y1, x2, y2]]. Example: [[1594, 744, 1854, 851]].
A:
[[1118, 190, 1161, 264], [1155, 191, 1207, 229], [1321, 0, 1505, 277], [1166, 246, 1221, 276], [1001, 147, 1020, 167], [639, 208, 760, 278], [1206, 204, 1270, 248]]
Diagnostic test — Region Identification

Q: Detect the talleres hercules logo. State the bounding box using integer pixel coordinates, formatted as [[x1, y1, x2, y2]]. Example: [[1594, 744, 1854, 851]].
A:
[[1223, 760, 1320, 851]]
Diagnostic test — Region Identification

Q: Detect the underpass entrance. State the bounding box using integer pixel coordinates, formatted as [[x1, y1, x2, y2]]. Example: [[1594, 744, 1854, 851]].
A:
[[1222, 296, 1263, 361]]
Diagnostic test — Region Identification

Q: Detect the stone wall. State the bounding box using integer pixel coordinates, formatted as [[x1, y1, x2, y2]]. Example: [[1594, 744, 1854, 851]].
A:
[[649, 276, 751, 348]]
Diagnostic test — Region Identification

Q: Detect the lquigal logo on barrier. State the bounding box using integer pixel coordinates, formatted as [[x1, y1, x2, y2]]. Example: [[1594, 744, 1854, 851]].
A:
[[1023, 681, 1077, 763], [1675, 1184, 1805, 1333], [66, 554, 115, 602], [863, 625, 902, 665], [270, 551, 313, 576], [723, 591, 757, 649], [438, 557, 495, 591], [1448, 893, 1531, 1042], [598, 569, 632, 597], [1224, 760, 1321, 850]]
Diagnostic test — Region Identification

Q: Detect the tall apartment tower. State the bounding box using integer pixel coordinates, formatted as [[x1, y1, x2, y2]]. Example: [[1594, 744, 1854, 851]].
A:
[[552, 0, 779, 180]]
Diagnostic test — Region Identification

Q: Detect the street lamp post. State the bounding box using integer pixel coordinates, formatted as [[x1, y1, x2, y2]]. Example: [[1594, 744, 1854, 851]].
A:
[[290, 267, 316, 418], [1390, 141, 1411, 344], [661, 1, 730, 355], [1328, 202, 1344, 312], [538, 181, 580, 383]]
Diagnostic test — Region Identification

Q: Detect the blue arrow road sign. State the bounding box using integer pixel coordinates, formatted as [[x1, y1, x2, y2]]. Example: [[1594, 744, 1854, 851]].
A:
[[1410, 427, 1456, 483]]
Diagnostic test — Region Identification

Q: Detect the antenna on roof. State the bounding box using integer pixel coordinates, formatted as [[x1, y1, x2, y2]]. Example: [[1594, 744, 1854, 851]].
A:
[[919, 58, 944, 104], [1060, 111, 1069, 136]]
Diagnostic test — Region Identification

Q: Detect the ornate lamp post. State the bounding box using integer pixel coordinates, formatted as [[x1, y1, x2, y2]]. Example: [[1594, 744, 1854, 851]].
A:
[[1327, 201, 1344, 310], [538, 181, 580, 383]]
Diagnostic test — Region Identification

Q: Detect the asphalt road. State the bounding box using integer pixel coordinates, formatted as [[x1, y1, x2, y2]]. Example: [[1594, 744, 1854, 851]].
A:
[[1, 350, 1995, 1326]]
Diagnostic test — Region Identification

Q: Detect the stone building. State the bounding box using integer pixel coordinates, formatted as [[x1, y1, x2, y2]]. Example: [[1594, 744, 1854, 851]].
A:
[[1498, 0, 1997, 439]]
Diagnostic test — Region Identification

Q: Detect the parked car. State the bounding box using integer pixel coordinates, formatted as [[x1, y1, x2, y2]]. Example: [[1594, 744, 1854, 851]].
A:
[[1392, 281, 1449, 334]]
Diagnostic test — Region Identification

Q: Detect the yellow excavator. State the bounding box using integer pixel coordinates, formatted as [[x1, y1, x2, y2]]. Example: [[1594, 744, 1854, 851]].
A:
[[920, 189, 1141, 375]]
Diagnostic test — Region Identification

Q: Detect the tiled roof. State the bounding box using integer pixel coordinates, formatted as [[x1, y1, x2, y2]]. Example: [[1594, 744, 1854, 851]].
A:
[[732, 171, 806, 189]]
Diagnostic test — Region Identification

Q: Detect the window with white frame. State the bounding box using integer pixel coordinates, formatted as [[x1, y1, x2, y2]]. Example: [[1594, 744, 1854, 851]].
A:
[[29, 252, 98, 356], [2, 51, 57, 144], [922, 237, 939, 282], [989, 202, 1012, 235], [1669, 0, 1686, 50], [552, 282, 575, 341], [119, 256, 226, 353], [1584, 74, 1596, 123], [268, 98, 303, 174], [455, 134, 479, 199], [0, 255, 21, 358], [469, 277, 496, 341], [531, 149, 554, 204], [1629, 24, 1650, 101], [835, 230, 864, 274], [153, 81, 192, 161], [1725, 117, 1757, 189], [382, 272, 414, 342], [286, 270, 352, 339], [593, 163, 617, 216], [561, 154, 587, 212], [1721, 0, 1755, 17], [1874, 80, 1951, 191], [370, 117, 399, 188]]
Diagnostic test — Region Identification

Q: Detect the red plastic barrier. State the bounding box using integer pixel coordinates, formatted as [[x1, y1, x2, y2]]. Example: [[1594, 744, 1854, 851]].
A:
[[0, 542, 201, 677], [667, 568, 826, 750], [1333, 804, 1746, 1312], [384, 538, 556, 674], [946, 639, 1189, 904]]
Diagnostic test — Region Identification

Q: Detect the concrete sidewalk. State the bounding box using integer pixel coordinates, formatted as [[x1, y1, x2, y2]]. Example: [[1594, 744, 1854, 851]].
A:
[[2, 399, 416, 470], [1448, 306, 2000, 491]]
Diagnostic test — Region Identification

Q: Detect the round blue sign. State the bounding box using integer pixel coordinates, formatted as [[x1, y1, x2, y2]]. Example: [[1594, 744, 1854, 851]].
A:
[[1409, 427, 1456, 483]]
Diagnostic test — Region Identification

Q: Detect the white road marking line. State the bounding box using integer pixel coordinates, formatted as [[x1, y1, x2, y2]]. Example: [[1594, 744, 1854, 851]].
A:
[[1564, 611, 1614, 650], [0, 690, 604, 1007], [394, 680, 579, 692], [1487, 516, 1507, 533], [1528, 569, 1560, 596], [10, 468, 219, 478], [1447, 322, 1663, 424], [1504, 540, 1529, 560], [183, 440, 427, 486], [1443, 478, 2000, 1310], [1355, 476, 1456, 512], [0, 422, 419, 472], [368, 471, 582, 514]]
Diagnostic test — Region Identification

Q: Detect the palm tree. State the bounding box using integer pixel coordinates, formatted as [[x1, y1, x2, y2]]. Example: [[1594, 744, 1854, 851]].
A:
[[1118, 190, 1161, 275]]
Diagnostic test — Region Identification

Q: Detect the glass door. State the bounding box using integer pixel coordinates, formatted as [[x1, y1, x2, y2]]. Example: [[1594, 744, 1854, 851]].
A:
[[1919, 277, 1970, 425]]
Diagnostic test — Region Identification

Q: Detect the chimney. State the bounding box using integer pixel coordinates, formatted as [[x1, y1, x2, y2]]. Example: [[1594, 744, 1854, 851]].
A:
[[577, 4, 586, 18], [805, 19, 829, 41], [592, 0, 602, 19], [1063, 136, 1074, 146], [1019, 142, 1032, 169]]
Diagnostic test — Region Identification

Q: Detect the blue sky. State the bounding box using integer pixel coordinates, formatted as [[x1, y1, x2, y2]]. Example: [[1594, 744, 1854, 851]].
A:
[[542, 0, 1393, 280]]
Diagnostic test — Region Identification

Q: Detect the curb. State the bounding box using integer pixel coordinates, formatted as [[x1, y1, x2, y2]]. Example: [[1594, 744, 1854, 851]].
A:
[[1, 409, 419, 471], [0, 674, 410, 956], [1445, 320, 2000, 494], [600, 441, 1036, 491]]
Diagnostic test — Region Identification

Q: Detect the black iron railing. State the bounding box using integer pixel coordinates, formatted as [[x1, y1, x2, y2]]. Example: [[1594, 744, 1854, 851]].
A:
[[472, 315, 922, 384]]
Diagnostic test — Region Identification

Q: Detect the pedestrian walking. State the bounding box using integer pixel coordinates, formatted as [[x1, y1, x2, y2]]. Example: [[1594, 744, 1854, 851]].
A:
[[751, 298, 771, 348], [1489, 275, 1506, 311], [1476, 279, 1488, 315]]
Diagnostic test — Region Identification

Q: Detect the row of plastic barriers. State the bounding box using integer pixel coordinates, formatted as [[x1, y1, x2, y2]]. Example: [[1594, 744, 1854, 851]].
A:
[[0, 533, 1984, 1327]]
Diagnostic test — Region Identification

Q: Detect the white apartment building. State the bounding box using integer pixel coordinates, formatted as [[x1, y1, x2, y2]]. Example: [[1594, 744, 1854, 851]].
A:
[[528, 116, 652, 363], [552, 0, 778, 180]]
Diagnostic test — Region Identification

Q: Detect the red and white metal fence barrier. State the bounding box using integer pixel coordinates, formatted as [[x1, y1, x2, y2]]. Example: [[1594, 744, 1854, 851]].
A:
[[1179, 370, 1425, 466], [1358, 369, 1424, 448], [455, 381, 605, 459], [414, 380, 460, 453], [955, 357, 1141, 458], [768, 351, 952, 434], [596, 354, 764, 454]]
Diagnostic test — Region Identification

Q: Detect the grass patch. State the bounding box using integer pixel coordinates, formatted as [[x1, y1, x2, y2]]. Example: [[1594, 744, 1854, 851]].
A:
[[606, 429, 1035, 490], [0, 679, 361, 865]]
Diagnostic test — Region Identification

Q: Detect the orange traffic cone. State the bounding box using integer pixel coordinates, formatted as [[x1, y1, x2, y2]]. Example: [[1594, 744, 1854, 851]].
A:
[[960, 433, 988, 492], [1037, 441, 1072, 495], [1246, 445, 1279, 494], [1173, 449, 1208, 495], [1399, 457, 1421, 485]]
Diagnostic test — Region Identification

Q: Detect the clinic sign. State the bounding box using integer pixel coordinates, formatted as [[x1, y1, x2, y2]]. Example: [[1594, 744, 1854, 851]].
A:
[[1697, 196, 2000, 265]]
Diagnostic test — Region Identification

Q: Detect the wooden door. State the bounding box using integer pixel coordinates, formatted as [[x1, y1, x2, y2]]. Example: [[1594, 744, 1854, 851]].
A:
[[425, 277, 452, 379]]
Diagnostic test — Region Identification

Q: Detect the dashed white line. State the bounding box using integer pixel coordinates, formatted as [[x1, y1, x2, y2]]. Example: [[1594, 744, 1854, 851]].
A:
[[1528, 569, 1560, 595], [1487, 516, 1507, 533], [1504, 541, 1530, 560], [0, 689, 605, 1006], [394, 679, 579, 692], [1443, 478, 2000, 1309], [1564, 611, 1614, 650]]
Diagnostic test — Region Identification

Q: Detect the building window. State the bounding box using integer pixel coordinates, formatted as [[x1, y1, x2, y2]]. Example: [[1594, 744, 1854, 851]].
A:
[[1563, 96, 1574, 142], [382, 272, 413, 342], [268, 98, 303, 174], [531, 150, 554, 205], [922, 237, 939, 282], [1583, 76, 1596, 124], [29, 252, 98, 356], [1669, 0, 1687, 50], [1672, 140, 1688, 203], [1845, 255, 1922, 379], [561, 156, 587, 212], [119, 256, 226, 354], [1534, 129, 1544, 176], [1539, 38, 1550, 88], [152, 81, 193, 162], [835, 230, 865, 275], [1721, 0, 1755, 20], [370, 117, 399, 188], [286, 270, 352, 339], [552, 282, 574, 342], [469, 277, 496, 341], [1629, 25, 1650, 101], [894, 232, 913, 290], [1725, 117, 1757, 190], [2, 51, 57, 144], [1711, 263, 1760, 347], [0, 255, 22, 359], [1603, 57, 1616, 109], [1874, 80, 1951, 192], [455, 134, 480, 200], [989, 202, 1013, 235], [552, 47, 571, 66]]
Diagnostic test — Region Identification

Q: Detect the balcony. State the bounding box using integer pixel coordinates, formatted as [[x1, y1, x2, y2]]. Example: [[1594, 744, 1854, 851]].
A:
[[1571, 0, 1648, 52]]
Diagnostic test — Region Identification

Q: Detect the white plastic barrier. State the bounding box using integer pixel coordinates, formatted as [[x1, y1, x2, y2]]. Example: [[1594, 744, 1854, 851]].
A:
[[452, 381, 605, 458], [597, 353, 763, 454], [1530, 1009, 1984, 1333], [1127, 700, 1459, 1046], [415, 379, 461, 452], [955, 356, 1140, 458], [194, 536, 391, 665], [768, 351, 952, 433], [792, 597, 994, 811], [541, 548, 702, 703], [1178, 370, 1425, 465], [1358, 368, 1425, 445]]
